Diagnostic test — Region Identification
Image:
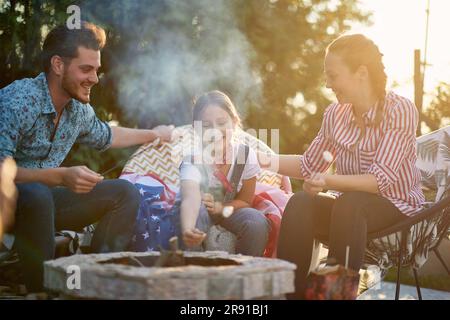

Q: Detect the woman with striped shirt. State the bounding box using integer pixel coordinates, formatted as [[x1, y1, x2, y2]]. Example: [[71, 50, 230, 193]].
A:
[[261, 34, 425, 299]]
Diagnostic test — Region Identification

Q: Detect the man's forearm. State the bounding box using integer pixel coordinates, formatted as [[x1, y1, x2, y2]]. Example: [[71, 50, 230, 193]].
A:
[[15, 167, 66, 186], [110, 127, 158, 148]]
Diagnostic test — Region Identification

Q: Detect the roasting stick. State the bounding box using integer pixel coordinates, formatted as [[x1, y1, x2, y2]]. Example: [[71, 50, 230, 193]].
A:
[[100, 137, 161, 176]]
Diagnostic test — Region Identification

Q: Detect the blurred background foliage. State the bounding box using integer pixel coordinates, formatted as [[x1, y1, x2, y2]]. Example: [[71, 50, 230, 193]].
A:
[[1, 0, 448, 190]]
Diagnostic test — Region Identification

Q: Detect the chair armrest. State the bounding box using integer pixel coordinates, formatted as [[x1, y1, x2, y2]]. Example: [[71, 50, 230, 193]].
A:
[[368, 195, 450, 239]]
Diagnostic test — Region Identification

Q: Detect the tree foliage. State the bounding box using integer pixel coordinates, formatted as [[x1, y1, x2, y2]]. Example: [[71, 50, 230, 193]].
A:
[[2, 0, 445, 185], [424, 82, 450, 131]]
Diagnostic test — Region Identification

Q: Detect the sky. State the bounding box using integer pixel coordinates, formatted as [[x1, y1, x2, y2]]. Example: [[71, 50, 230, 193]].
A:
[[350, 0, 450, 104]]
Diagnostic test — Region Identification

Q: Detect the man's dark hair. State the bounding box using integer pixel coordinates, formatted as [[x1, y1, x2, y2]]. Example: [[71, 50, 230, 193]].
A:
[[42, 21, 106, 73]]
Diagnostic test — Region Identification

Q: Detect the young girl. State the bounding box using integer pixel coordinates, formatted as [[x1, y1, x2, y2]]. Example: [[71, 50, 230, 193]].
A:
[[260, 34, 425, 299], [179, 90, 269, 256]]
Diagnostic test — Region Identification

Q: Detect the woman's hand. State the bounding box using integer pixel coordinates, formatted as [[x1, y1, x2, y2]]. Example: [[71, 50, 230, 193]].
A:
[[303, 173, 327, 196], [182, 228, 206, 248], [202, 193, 224, 215]]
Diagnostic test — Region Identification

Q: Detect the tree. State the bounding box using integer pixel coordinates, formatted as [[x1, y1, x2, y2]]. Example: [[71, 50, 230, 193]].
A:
[[0, 0, 73, 87], [424, 82, 450, 132], [236, 0, 370, 154], [0, 0, 370, 180]]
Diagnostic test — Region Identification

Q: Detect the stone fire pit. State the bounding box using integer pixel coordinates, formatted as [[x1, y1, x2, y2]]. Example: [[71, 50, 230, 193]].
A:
[[44, 251, 296, 300]]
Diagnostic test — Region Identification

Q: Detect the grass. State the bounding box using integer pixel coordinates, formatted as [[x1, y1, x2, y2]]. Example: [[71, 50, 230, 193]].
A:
[[383, 267, 450, 292]]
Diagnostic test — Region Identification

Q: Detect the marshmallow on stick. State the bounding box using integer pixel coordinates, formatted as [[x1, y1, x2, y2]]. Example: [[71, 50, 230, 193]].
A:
[[323, 151, 334, 163]]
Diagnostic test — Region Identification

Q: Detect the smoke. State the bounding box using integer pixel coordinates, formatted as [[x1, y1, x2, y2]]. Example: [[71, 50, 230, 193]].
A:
[[82, 0, 262, 127]]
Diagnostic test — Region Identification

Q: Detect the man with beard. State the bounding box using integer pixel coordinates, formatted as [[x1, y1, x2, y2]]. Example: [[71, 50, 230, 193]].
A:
[[0, 22, 174, 292]]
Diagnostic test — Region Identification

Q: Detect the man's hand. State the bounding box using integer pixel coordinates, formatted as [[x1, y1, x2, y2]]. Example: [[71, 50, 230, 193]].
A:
[[152, 125, 175, 143], [303, 173, 327, 196], [61, 166, 104, 194], [202, 193, 224, 215], [182, 227, 206, 248]]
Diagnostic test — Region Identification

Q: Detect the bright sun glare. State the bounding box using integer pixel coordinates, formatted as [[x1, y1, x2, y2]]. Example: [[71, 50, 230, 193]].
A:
[[350, 0, 450, 104]]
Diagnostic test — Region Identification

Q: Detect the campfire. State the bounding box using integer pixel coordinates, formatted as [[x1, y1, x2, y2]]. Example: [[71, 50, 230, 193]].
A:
[[43, 239, 296, 300]]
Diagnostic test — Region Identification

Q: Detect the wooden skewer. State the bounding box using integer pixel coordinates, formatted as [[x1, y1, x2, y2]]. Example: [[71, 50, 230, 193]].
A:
[[100, 138, 161, 176], [345, 246, 350, 269], [129, 256, 145, 267], [169, 236, 179, 251]]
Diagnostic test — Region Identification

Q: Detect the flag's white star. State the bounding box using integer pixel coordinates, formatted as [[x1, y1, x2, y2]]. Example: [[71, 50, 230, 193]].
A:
[[151, 216, 160, 221], [139, 188, 145, 196], [142, 232, 149, 239]]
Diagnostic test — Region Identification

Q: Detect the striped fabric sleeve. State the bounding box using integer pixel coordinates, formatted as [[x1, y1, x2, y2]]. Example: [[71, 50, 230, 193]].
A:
[[299, 104, 337, 179], [367, 99, 418, 193]]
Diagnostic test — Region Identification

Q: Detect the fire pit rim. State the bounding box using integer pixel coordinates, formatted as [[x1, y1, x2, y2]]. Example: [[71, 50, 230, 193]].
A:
[[44, 251, 296, 300], [45, 251, 296, 274]]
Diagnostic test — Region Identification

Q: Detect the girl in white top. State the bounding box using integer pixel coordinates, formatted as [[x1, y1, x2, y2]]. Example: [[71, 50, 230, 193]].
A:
[[179, 90, 269, 256]]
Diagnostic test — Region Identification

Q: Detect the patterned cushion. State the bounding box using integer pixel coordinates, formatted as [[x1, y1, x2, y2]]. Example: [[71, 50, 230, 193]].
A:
[[416, 125, 450, 201]]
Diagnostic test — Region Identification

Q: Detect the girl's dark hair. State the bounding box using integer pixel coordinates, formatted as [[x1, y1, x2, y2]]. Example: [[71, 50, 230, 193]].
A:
[[42, 21, 106, 73], [192, 90, 241, 127], [327, 34, 387, 127]]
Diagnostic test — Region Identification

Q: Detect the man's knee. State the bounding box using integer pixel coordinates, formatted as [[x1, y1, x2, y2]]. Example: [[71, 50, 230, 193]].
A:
[[14, 183, 55, 252], [112, 179, 141, 209], [16, 183, 54, 217]]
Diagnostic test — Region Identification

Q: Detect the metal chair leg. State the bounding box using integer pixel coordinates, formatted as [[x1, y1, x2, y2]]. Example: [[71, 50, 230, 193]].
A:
[[412, 268, 422, 300], [395, 231, 407, 300], [395, 247, 403, 300], [433, 248, 450, 275], [395, 258, 401, 300]]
